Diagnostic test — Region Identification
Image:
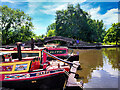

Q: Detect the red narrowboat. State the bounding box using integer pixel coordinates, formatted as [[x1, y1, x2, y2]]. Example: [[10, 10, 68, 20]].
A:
[[0, 44, 73, 89]]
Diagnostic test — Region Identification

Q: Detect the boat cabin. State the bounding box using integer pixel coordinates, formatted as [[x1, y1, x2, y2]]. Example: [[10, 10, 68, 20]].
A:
[[0, 45, 69, 59], [0, 50, 48, 74]]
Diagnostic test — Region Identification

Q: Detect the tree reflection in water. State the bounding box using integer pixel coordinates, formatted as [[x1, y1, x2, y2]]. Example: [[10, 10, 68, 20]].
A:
[[68, 48, 119, 85], [68, 49, 103, 83], [103, 48, 120, 70]]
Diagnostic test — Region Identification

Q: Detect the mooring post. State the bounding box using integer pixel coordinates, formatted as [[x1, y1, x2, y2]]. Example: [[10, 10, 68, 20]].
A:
[[31, 38, 34, 50], [17, 42, 22, 61]]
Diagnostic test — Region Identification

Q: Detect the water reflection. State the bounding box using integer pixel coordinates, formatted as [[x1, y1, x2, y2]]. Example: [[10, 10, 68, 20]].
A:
[[69, 48, 119, 88], [103, 48, 120, 70]]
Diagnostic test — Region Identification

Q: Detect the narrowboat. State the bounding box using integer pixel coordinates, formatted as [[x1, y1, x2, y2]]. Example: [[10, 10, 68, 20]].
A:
[[0, 44, 69, 59], [0, 43, 74, 89]]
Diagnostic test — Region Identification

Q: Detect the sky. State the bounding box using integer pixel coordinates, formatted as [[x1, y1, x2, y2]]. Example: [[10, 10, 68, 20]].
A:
[[1, 0, 120, 36]]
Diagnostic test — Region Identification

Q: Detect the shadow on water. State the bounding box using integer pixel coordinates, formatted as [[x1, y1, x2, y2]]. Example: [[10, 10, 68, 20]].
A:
[[69, 48, 119, 88]]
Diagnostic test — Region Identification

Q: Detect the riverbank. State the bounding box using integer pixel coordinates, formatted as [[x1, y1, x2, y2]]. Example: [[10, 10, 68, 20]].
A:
[[68, 45, 120, 49], [1, 44, 120, 49]]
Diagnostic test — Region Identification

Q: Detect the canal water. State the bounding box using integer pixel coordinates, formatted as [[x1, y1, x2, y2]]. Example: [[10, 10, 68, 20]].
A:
[[69, 48, 120, 89]]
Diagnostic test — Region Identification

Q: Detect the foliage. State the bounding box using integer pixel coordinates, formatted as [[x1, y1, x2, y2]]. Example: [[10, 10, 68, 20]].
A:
[[103, 23, 120, 45], [0, 31, 2, 45], [54, 3, 105, 42], [0, 5, 34, 45], [47, 23, 56, 32], [46, 29, 56, 37]]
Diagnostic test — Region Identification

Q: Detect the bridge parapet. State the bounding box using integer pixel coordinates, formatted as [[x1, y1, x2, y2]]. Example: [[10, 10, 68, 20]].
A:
[[44, 36, 75, 44]]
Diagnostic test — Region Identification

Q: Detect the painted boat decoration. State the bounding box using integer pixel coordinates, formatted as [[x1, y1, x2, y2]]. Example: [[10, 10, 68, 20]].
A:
[[0, 43, 76, 89]]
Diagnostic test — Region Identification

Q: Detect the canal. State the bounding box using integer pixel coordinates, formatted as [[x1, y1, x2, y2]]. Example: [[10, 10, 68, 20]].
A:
[[69, 48, 120, 89]]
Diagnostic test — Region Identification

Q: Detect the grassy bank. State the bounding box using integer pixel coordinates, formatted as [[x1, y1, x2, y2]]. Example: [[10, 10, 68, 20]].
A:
[[102, 42, 120, 45]]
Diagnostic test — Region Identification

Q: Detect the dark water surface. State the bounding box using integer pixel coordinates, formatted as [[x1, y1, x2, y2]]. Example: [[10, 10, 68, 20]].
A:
[[69, 48, 120, 89]]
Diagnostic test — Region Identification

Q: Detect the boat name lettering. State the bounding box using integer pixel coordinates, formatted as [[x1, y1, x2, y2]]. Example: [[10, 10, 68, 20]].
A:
[[48, 50, 66, 54]]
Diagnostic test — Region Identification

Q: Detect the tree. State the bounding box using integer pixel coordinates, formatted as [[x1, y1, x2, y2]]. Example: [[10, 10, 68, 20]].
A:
[[0, 5, 34, 44], [47, 23, 56, 32], [103, 23, 120, 45], [46, 29, 56, 37], [54, 3, 105, 42], [0, 31, 2, 45]]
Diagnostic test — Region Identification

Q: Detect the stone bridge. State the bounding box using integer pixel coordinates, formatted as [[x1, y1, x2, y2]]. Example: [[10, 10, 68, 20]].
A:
[[44, 36, 75, 45], [24, 36, 76, 46]]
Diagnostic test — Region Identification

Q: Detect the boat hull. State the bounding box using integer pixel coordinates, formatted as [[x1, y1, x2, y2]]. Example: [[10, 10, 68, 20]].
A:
[[2, 73, 68, 89]]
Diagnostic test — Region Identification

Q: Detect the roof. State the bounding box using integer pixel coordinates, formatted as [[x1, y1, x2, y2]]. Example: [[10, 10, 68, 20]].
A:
[[0, 52, 11, 55]]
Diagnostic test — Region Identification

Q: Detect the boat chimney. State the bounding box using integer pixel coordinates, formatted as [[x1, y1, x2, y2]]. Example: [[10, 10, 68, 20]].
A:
[[17, 42, 22, 61], [31, 38, 34, 50]]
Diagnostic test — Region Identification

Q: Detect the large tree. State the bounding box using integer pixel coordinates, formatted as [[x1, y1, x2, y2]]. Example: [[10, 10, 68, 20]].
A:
[[46, 29, 56, 37], [103, 23, 120, 45], [0, 5, 34, 45], [54, 3, 105, 42], [47, 23, 56, 32]]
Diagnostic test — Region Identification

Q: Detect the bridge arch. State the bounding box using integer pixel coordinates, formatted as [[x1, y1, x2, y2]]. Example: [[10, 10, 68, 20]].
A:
[[44, 36, 75, 45]]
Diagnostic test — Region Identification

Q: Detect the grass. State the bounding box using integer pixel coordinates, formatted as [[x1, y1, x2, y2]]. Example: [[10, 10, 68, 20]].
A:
[[102, 42, 120, 45]]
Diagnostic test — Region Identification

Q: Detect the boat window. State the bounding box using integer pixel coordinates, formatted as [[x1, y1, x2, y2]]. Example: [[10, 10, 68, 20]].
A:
[[2, 55, 5, 62], [0, 55, 5, 62], [11, 53, 18, 59], [22, 53, 39, 58], [11, 53, 39, 59], [0, 61, 31, 74], [15, 63, 28, 71]]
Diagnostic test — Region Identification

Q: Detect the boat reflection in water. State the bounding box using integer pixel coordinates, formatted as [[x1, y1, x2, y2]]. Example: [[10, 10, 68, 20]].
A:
[[70, 48, 119, 88]]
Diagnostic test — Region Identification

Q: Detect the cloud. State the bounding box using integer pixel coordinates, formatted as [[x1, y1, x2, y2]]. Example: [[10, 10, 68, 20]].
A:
[[40, 3, 68, 15], [39, 0, 87, 15], [92, 70, 101, 78], [86, 0, 119, 2], [26, 0, 119, 2], [84, 6, 118, 30], [27, 2, 41, 15], [1, 0, 15, 3], [26, 0, 86, 2], [103, 61, 118, 77]]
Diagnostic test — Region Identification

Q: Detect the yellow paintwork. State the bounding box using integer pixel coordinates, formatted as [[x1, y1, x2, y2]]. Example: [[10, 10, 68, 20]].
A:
[[1, 51, 41, 57], [0, 61, 31, 74]]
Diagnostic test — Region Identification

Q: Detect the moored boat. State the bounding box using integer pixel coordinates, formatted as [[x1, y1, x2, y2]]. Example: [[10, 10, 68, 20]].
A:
[[0, 44, 69, 59], [0, 43, 73, 89]]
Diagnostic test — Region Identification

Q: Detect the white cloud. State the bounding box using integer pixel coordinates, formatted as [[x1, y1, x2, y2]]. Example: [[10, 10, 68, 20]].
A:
[[26, 2, 40, 15], [1, 0, 15, 3], [26, 0, 86, 2], [40, 3, 68, 15], [39, 0, 87, 15], [86, 0, 119, 2], [92, 70, 101, 78], [85, 6, 118, 30], [103, 61, 118, 77]]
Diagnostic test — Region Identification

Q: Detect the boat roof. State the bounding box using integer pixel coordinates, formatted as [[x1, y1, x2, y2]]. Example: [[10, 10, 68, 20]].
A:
[[0, 52, 11, 55]]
